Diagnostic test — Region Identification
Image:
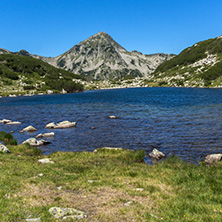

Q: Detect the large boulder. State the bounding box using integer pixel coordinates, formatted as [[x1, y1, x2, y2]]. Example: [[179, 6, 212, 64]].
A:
[[22, 138, 50, 146], [45, 121, 76, 129], [20, 125, 37, 133], [0, 143, 10, 153], [149, 148, 166, 161], [36, 132, 55, 138], [205, 154, 222, 164]]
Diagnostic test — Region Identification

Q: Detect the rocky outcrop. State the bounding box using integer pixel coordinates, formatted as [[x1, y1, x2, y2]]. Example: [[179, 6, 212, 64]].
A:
[[205, 154, 222, 164], [0, 143, 10, 153], [44, 32, 174, 80], [36, 132, 55, 138], [45, 121, 76, 129], [20, 125, 37, 133], [22, 138, 50, 146], [149, 148, 166, 161]]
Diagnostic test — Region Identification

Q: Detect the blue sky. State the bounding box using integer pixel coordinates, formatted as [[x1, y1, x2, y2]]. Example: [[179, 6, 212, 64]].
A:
[[1, 0, 222, 57]]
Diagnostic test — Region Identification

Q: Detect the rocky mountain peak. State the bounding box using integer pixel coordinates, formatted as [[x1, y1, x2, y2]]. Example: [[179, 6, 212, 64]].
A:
[[53, 32, 173, 80]]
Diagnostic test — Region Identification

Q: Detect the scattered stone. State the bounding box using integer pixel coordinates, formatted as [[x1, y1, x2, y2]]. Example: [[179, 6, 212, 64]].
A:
[[22, 138, 50, 146], [93, 147, 123, 153], [38, 174, 44, 177], [63, 215, 87, 220], [36, 132, 55, 138], [61, 89, 67, 94], [135, 188, 144, 191], [0, 119, 11, 124], [26, 218, 41, 222], [10, 131, 15, 134], [91, 127, 96, 129], [57, 186, 62, 190], [124, 201, 133, 206], [6, 121, 21, 125], [9, 94, 16, 97], [47, 90, 53, 94], [0, 143, 10, 153], [205, 154, 222, 164], [149, 148, 166, 161], [20, 125, 37, 133], [109, 115, 119, 119], [49, 207, 86, 220], [45, 122, 56, 129], [88, 180, 94, 183], [45, 121, 76, 129], [38, 158, 54, 164]]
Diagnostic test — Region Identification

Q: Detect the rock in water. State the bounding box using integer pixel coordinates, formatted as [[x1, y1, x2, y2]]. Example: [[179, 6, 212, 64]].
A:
[[0, 119, 11, 124], [205, 154, 222, 164], [36, 132, 55, 138], [45, 122, 56, 129], [45, 121, 76, 129], [6, 121, 21, 125], [0, 143, 10, 153], [49, 207, 86, 219], [22, 138, 50, 146], [149, 148, 166, 161], [109, 115, 119, 119], [20, 125, 37, 133]]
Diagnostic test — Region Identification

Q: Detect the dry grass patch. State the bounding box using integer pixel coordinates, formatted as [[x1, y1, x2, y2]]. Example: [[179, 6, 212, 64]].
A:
[[19, 183, 160, 221]]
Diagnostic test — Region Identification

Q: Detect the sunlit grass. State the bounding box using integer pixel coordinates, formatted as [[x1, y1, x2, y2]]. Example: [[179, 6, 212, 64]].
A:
[[0, 144, 222, 221]]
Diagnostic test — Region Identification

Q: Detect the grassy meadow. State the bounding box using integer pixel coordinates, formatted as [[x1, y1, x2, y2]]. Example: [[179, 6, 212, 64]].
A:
[[0, 143, 222, 221]]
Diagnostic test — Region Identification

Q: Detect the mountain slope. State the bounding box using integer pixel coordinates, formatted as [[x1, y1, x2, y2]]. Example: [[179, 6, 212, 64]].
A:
[[50, 32, 174, 80], [0, 53, 84, 96], [152, 35, 222, 87]]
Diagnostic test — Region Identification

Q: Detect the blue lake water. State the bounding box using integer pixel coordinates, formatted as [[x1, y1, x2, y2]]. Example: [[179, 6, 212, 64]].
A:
[[1, 87, 222, 164]]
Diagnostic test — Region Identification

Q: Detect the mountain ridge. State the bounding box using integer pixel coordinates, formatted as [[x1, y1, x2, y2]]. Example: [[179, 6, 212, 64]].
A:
[[1, 32, 174, 80]]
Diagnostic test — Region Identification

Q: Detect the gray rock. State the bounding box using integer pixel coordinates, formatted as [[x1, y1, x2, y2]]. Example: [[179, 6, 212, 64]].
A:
[[22, 138, 50, 146], [45, 122, 56, 129], [36, 132, 55, 138], [26, 218, 41, 222], [20, 125, 37, 133], [0, 143, 10, 153], [109, 115, 119, 119], [6, 121, 21, 125], [149, 148, 166, 161], [49, 207, 86, 219], [205, 154, 222, 164], [45, 121, 76, 129], [63, 215, 86, 220], [38, 158, 54, 164], [0, 119, 11, 124]]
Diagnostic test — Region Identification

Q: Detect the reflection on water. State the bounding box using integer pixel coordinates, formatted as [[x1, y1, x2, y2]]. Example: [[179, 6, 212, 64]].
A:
[[1, 87, 222, 164]]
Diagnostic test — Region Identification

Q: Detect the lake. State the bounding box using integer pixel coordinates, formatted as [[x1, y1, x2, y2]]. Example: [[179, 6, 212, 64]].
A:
[[1, 87, 222, 164]]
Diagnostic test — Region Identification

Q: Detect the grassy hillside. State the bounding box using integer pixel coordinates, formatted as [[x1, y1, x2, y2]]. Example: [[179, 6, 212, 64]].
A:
[[152, 36, 222, 87], [0, 54, 85, 96]]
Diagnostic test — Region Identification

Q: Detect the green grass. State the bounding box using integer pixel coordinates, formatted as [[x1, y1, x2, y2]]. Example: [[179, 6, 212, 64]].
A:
[[1, 144, 222, 221]]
